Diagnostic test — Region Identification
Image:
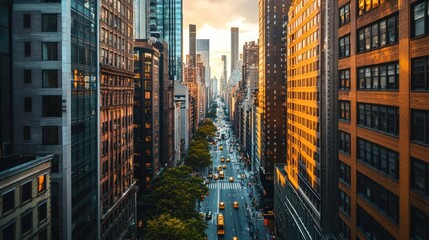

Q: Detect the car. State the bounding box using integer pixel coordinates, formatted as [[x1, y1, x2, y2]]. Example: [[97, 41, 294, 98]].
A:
[[214, 174, 219, 180], [217, 165, 222, 171], [221, 157, 225, 162], [226, 158, 230, 162], [219, 145, 223, 150], [206, 211, 212, 220], [233, 237, 239, 240], [219, 201, 225, 210], [229, 177, 234, 182], [208, 173, 213, 178], [233, 201, 239, 209], [222, 165, 227, 169]]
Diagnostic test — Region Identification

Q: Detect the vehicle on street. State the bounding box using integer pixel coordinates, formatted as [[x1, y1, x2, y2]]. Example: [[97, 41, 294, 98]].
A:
[[219, 145, 223, 150], [217, 165, 222, 171], [233, 237, 238, 240], [222, 164, 227, 169], [221, 157, 225, 162], [206, 211, 212, 220], [219, 171, 224, 179], [233, 201, 239, 209], [229, 176, 234, 182], [219, 201, 225, 210], [226, 158, 230, 162], [217, 213, 225, 235], [214, 174, 219, 180]]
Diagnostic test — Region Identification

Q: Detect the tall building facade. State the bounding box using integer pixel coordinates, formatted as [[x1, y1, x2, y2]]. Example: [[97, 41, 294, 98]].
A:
[[337, 1, 429, 239], [134, 0, 150, 39], [197, 39, 211, 106], [231, 27, 239, 72], [189, 24, 197, 68], [242, 41, 259, 84], [276, 0, 338, 239], [257, 0, 288, 210], [99, 0, 137, 238], [149, 0, 183, 81], [11, 1, 99, 239], [133, 40, 161, 194], [221, 55, 227, 100]]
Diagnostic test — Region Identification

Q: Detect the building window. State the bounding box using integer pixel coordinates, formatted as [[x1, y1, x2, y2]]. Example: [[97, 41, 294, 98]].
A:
[[339, 35, 350, 58], [339, 219, 350, 240], [357, 138, 399, 180], [24, 42, 31, 56], [412, 57, 429, 90], [339, 131, 351, 155], [357, 205, 395, 240], [42, 42, 58, 60], [21, 210, 33, 235], [24, 69, 32, 84], [42, 70, 59, 88], [21, 182, 32, 203], [358, 0, 389, 16], [42, 126, 59, 145], [411, 109, 429, 145], [2, 190, 15, 214], [411, 206, 429, 240], [339, 3, 350, 26], [339, 101, 351, 121], [339, 69, 350, 90], [38, 175, 47, 193], [339, 161, 351, 185], [42, 14, 57, 32], [24, 14, 31, 29], [358, 62, 399, 90], [357, 173, 399, 224], [2, 222, 16, 240], [411, 157, 429, 197], [23, 126, 31, 140], [42, 96, 61, 117], [358, 103, 399, 136], [24, 97, 32, 112], [412, 0, 429, 38], [339, 190, 351, 217], [357, 14, 398, 53], [38, 202, 47, 223]]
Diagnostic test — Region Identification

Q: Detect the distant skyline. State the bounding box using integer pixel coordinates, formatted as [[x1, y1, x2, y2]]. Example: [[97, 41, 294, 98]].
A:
[[183, 0, 258, 80]]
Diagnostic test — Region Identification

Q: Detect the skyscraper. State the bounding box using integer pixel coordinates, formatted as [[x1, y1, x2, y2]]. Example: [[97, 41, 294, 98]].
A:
[[256, 0, 287, 210], [189, 24, 197, 68], [197, 39, 211, 107], [336, 1, 429, 239], [231, 27, 239, 72], [134, 0, 150, 39], [275, 0, 338, 239], [150, 0, 183, 81], [11, 1, 99, 239], [99, 0, 137, 238]]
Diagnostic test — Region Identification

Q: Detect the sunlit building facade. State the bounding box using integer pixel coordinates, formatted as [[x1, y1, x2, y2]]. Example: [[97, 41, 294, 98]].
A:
[[281, 0, 338, 239], [231, 27, 240, 72], [257, 0, 288, 210], [11, 1, 99, 239], [337, 0, 429, 239], [99, 0, 137, 238]]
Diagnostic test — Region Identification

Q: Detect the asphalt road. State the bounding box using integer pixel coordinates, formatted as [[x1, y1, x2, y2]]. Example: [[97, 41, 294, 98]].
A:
[[199, 102, 267, 240]]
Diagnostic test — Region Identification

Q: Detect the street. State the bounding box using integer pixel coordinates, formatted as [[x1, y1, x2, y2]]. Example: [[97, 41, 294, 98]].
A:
[[198, 101, 270, 240]]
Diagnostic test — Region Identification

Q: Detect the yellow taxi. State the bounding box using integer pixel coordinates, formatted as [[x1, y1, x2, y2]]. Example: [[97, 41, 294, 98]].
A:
[[219, 201, 225, 210], [221, 157, 225, 162], [233, 201, 239, 209], [214, 174, 219, 180], [229, 177, 234, 182], [226, 158, 230, 162], [222, 164, 227, 169], [219, 145, 223, 150]]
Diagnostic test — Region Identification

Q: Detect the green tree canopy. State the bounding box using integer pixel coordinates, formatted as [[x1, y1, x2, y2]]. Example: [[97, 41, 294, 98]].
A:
[[144, 214, 206, 240]]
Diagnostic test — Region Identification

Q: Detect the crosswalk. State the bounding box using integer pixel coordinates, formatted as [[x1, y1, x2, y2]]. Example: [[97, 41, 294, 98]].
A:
[[207, 182, 242, 190]]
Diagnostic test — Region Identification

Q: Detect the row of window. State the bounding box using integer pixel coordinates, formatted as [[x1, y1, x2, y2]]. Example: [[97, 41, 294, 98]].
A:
[[339, 189, 351, 217], [339, 160, 351, 186], [411, 206, 429, 240], [358, 103, 399, 136], [357, 138, 399, 180], [358, 0, 389, 16], [23, 13, 58, 32], [411, 157, 429, 197], [358, 62, 399, 90], [23, 96, 62, 117], [357, 205, 396, 240], [412, 0, 429, 38], [357, 14, 398, 53], [339, 57, 429, 92], [411, 110, 429, 145], [2, 175, 47, 215], [23, 69, 59, 88], [24, 42, 58, 61], [2, 207, 48, 240], [357, 172, 399, 224]]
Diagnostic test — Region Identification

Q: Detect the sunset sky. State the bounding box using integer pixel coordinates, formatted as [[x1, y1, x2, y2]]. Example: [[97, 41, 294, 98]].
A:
[[183, 0, 259, 80]]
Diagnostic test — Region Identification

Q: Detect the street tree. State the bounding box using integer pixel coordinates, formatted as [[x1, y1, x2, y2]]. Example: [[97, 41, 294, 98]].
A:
[[144, 214, 206, 240]]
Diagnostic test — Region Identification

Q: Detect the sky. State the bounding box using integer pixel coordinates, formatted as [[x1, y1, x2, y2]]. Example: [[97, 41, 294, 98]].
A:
[[183, 0, 259, 80]]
